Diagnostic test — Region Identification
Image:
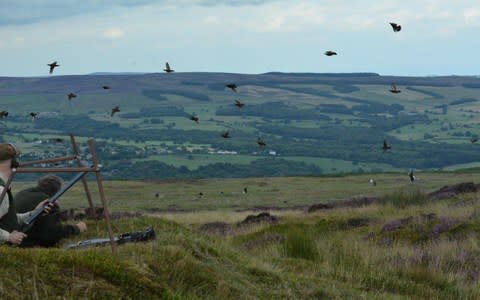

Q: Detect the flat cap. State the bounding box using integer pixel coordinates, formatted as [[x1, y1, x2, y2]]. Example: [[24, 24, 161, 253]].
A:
[[0, 143, 20, 161]]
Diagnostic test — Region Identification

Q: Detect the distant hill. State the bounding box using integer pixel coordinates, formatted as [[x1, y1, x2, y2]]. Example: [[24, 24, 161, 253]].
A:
[[1, 72, 480, 179]]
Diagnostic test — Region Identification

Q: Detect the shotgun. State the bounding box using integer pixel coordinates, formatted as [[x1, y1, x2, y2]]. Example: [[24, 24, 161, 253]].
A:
[[21, 171, 87, 232], [64, 227, 156, 249]]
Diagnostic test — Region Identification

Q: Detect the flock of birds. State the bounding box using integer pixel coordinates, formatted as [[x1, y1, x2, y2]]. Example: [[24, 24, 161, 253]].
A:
[[1, 21, 469, 185]]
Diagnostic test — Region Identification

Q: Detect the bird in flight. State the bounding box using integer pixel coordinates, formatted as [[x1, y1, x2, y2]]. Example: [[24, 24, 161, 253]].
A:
[[102, 86, 111, 90], [234, 100, 244, 109], [67, 93, 77, 100], [389, 83, 401, 94], [470, 137, 478, 144], [164, 62, 174, 73], [47, 61, 60, 74], [225, 84, 237, 92], [30, 112, 38, 122], [257, 138, 266, 148], [389, 22, 402, 32], [190, 114, 199, 123], [111, 106, 120, 117], [52, 138, 64, 143], [0, 111, 8, 119], [221, 131, 231, 138], [382, 139, 391, 152], [324, 51, 337, 56], [408, 170, 416, 183]]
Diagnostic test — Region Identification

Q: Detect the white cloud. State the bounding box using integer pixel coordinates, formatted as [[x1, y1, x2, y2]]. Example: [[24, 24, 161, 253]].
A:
[[204, 16, 220, 24], [103, 27, 125, 39]]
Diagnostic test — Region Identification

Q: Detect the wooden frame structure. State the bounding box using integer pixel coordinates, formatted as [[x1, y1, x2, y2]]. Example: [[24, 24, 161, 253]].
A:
[[14, 135, 116, 252]]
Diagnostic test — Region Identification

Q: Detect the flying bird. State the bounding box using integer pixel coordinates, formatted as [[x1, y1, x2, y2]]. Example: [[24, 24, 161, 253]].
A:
[[67, 93, 77, 100], [382, 139, 391, 152], [408, 170, 416, 183], [47, 61, 60, 74], [30, 112, 38, 122], [324, 51, 337, 56], [52, 138, 64, 143], [234, 100, 244, 109], [164, 62, 174, 73], [111, 106, 120, 117], [389, 22, 402, 32], [221, 131, 231, 139], [389, 83, 401, 94], [102, 86, 111, 90], [257, 138, 266, 148], [470, 137, 478, 144], [0, 111, 8, 119], [225, 84, 237, 92], [190, 114, 199, 123]]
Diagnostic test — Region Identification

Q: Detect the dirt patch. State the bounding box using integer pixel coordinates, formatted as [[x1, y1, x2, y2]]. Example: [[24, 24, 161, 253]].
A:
[[308, 196, 381, 213], [237, 212, 279, 228], [428, 182, 480, 200]]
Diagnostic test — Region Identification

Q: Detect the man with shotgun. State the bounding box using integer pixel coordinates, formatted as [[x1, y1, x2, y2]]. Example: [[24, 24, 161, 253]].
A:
[[0, 143, 54, 246], [15, 175, 87, 247]]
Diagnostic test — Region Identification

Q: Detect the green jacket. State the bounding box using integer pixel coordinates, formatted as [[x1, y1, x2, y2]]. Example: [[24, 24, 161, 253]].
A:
[[14, 187, 80, 247], [0, 177, 19, 233]]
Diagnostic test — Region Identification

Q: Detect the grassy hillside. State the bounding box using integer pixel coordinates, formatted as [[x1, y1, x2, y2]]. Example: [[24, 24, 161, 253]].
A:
[[3, 176, 480, 299], [2, 72, 480, 179]]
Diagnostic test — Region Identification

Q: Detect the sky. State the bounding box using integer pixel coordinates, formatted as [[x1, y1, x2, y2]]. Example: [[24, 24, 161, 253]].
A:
[[1, 0, 480, 77]]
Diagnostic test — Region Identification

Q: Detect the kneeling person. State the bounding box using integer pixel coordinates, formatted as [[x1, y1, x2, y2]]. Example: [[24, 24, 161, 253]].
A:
[[14, 175, 87, 247]]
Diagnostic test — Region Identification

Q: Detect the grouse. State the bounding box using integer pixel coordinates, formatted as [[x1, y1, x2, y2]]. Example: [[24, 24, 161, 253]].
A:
[[190, 115, 199, 123], [369, 178, 377, 186], [382, 139, 391, 152], [0, 111, 8, 119], [47, 61, 60, 74], [102, 86, 111, 90], [234, 100, 244, 109], [221, 131, 231, 138], [111, 106, 120, 117], [30, 112, 38, 122], [389, 83, 401, 93], [225, 84, 237, 92], [470, 137, 478, 144], [67, 92, 77, 100], [164, 62, 174, 73], [324, 51, 337, 56], [389, 22, 402, 32], [257, 138, 266, 147]]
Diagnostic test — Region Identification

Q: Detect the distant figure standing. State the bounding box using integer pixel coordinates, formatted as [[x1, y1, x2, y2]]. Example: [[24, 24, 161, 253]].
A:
[[408, 170, 416, 183]]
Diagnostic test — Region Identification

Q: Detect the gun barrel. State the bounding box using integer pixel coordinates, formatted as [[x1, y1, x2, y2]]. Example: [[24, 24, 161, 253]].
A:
[[24, 171, 87, 226]]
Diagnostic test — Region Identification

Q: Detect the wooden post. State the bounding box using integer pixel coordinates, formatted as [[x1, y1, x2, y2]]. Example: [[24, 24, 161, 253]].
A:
[[18, 155, 78, 167], [88, 139, 116, 253], [69, 135, 95, 215]]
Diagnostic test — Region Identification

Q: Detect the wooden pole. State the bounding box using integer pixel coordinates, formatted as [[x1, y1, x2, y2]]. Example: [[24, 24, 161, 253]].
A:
[[88, 139, 116, 253], [69, 135, 95, 215], [16, 167, 97, 173], [19, 155, 78, 167]]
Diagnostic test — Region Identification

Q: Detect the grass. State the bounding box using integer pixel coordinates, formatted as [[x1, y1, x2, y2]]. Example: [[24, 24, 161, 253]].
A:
[[3, 175, 480, 298]]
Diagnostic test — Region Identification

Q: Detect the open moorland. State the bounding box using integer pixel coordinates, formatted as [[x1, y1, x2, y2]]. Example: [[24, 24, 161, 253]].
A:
[[2, 174, 480, 299]]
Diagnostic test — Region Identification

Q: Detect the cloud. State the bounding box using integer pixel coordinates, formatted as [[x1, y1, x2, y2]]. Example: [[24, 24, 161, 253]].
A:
[[0, 0, 281, 26], [103, 27, 125, 39]]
